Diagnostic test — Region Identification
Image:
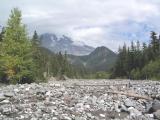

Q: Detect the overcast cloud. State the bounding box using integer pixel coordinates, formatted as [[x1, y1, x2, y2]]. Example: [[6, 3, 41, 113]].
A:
[[1, 0, 160, 51]]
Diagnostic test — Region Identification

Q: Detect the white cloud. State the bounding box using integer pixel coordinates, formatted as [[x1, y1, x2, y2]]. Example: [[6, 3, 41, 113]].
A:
[[0, 0, 160, 51]]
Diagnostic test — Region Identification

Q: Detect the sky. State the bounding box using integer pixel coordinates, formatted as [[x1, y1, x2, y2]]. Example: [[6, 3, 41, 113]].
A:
[[0, 0, 160, 51]]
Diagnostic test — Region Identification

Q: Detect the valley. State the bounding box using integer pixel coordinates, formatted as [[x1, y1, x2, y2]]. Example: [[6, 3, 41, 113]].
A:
[[40, 33, 117, 73]]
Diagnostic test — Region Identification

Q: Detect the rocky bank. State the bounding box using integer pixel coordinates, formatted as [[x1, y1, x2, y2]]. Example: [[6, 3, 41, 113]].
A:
[[0, 80, 160, 120]]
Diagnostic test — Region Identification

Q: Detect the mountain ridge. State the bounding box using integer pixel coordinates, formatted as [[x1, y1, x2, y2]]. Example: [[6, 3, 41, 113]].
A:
[[68, 46, 117, 72], [40, 33, 95, 56]]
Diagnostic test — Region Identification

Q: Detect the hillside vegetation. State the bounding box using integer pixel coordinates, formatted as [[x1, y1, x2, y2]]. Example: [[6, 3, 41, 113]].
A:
[[111, 31, 160, 80], [68, 46, 117, 72]]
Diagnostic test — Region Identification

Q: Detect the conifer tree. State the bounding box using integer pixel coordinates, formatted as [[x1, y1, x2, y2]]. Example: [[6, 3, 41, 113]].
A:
[[0, 27, 5, 42], [150, 31, 159, 58], [0, 8, 35, 84], [31, 31, 43, 81]]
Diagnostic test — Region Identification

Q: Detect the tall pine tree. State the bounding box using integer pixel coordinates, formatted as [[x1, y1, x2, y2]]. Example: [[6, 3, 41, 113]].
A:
[[0, 8, 35, 84], [31, 31, 43, 81]]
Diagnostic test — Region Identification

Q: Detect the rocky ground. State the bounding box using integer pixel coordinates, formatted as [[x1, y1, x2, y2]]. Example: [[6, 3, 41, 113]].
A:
[[0, 79, 160, 120]]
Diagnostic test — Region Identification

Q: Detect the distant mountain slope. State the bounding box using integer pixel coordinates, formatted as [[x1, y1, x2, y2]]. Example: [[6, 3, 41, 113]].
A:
[[40, 33, 95, 55], [68, 46, 117, 72]]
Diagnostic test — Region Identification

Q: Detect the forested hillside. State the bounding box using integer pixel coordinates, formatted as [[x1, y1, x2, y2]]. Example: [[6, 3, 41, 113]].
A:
[[111, 31, 160, 80], [0, 8, 78, 84], [68, 46, 117, 72]]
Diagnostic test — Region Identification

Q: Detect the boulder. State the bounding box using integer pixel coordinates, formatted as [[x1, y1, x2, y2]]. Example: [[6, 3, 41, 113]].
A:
[[128, 107, 142, 117], [0, 94, 6, 101], [4, 92, 14, 97], [0, 99, 10, 104], [124, 98, 135, 107], [154, 110, 160, 120], [149, 100, 160, 113]]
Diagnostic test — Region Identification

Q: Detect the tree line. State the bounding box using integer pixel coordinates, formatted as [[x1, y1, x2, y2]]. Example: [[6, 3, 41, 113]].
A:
[[0, 8, 80, 84], [111, 31, 160, 80]]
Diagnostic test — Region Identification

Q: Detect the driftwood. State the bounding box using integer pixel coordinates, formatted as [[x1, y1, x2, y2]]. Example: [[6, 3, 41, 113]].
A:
[[106, 91, 153, 100], [74, 84, 128, 87], [74, 84, 153, 100]]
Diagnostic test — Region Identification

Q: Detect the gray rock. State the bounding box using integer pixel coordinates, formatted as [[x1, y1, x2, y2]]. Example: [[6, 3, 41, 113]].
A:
[[154, 110, 160, 120], [121, 104, 128, 112], [0, 94, 6, 101], [31, 118, 38, 120], [115, 103, 121, 112], [4, 92, 14, 97], [41, 107, 51, 113], [146, 102, 152, 113], [124, 99, 135, 107], [150, 100, 160, 112], [2, 108, 11, 115], [128, 107, 142, 117], [87, 113, 94, 119], [0, 99, 10, 104], [61, 114, 72, 120]]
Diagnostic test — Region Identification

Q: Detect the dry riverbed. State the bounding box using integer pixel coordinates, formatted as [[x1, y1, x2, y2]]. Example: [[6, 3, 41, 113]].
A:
[[0, 79, 160, 120]]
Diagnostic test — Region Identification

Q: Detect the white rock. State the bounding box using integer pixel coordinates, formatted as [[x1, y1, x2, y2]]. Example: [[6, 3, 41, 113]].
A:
[[87, 113, 94, 119], [99, 114, 105, 118], [84, 105, 90, 109], [20, 115, 25, 119], [63, 116, 72, 120], [46, 91, 51, 96], [20, 85, 25, 89], [99, 99, 105, 104], [14, 89, 19, 93], [52, 117, 58, 120], [25, 87, 30, 91], [54, 84, 61, 87], [146, 114, 154, 118]]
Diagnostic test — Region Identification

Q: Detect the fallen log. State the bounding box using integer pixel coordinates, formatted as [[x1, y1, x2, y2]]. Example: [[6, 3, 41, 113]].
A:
[[106, 91, 153, 100], [74, 84, 128, 86]]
